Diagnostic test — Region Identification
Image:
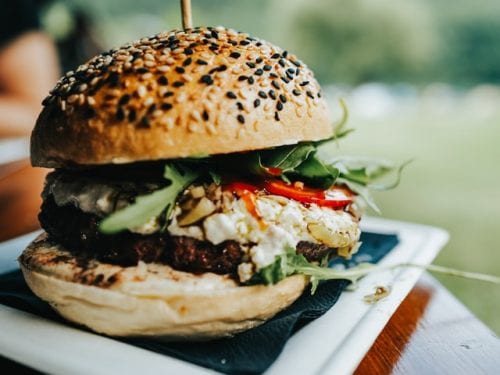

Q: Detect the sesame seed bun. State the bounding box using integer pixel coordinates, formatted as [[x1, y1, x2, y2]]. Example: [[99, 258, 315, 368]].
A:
[[19, 234, 307, 339], [31, 26, 331, 168]]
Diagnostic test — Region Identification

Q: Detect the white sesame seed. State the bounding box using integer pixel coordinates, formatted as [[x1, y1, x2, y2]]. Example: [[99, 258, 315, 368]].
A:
[[144, 96, 154, 106], [137, 85, 147, 97], [67, 94, 78, 104], [181, 73, 193, 82], [188, 122, 200, 133], [157, 65, 169, 72], [206, 123, 217, 134], [176, 92, 187, 103]]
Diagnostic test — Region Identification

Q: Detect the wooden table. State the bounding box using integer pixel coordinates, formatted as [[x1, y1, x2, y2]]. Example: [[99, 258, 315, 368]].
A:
[[1, 161, 499, 374]]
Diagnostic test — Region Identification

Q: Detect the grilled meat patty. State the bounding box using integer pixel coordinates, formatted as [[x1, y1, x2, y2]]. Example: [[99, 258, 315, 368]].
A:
[[39, 196, 338, 276]]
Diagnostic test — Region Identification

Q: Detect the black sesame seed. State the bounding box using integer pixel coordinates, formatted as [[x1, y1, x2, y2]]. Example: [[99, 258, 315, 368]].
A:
[[306, 90, 314, 99], [202, 110, 209, 121], [128, 109, 136, 122], [258, 91, 267, 99], [196, 59, 208, 65], [295, 68, 301, 76], [217, 65, 227, 72], [271, 53, 280, 59], [292, 60, 301, 67], [263, 64, 272, 71], [184, 48, 194, 55], [254, 98, 261, 108], [300, 81, 310, 86], [108, 72, 121, 87], [139, 116, 150, 128], [287, 68, 295, 75], [279, 94, 287, 103], [226, 91, 237, 99], [202, 38, 210, 44], [173, 81, 184, 87], [136, 67, 149, 74], [183, 57, 192, 66], [189, 42, 198, 48], [209, 44, 219, 51], [157, 76, 168, 85], [209, 67, 218, 74], [248, 76, 255, 84], [237, 114, 245, 124], [230, 52, 241, 59], [272, 80, 280, 89], [116, 107, 125, 121], [286, 71, 294, 80], [279, 59, 286, 68], [256, 57, 263, 64], [161, 103, 173, 110], [163, 91, 174, 97], [274, 111, 280, 121], [256, 42, 262, 46], [239, 40, 250, 46], [228, 40, 238, 46], [282, 51, 288, 58], [276, 101, 283, 111], [147, 103, 157, 114], [270, 73, 279, 78], [238, 75, 248, 81], [118, 94, 131, 105], [211, 30, 219, 39], [175, 66, 185, 74], [318, 92, 322, 98], [281, 76, 290, 84], [246, 62, 256, 68], [269, 90, 276, 100], [200, 75, 214, 85], [236, 102, 244, 110], [292, 89, 301, 96]]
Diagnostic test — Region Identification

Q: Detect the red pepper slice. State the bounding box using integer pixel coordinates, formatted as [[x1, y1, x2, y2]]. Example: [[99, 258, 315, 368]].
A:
[[263, 180, 353, 209]]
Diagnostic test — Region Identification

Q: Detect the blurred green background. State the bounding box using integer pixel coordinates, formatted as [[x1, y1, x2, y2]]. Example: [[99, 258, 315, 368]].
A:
[[42, 0, 500, 333]]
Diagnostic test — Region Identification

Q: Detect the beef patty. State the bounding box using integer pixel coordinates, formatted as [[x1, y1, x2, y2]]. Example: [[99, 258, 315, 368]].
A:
[[39, 196, 337, 276]]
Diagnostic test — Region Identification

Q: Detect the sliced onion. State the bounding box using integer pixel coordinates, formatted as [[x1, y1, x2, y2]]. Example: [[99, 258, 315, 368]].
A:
[[178, 197, 216, 226], [307, 222, 352, 249]]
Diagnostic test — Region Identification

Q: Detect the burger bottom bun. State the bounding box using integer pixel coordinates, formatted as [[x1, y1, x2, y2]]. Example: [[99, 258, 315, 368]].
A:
[[19, 234, 308, 340]]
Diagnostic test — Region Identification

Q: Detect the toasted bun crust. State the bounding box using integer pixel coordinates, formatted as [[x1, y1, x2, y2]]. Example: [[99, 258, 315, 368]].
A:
[[19, 234, 307, 339], [31, 26, 331, 168]]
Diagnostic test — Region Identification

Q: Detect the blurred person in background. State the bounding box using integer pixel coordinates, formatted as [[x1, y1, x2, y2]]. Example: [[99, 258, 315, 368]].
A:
[[0, 0, 60, 138]]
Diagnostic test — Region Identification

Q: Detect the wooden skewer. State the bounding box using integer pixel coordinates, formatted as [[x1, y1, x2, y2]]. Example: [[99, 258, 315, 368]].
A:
[[181, 0, 192, 30]]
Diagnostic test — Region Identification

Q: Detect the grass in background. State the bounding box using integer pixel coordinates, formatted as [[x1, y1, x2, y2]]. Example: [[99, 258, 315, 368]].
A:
[[324, 87, 500, 333]]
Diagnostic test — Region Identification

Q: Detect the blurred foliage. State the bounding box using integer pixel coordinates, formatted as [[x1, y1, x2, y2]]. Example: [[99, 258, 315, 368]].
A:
[[42, 0, 500, 85]]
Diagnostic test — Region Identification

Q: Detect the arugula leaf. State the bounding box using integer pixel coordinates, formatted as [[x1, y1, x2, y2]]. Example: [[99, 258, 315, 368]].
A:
[[248, 247, 376, 292], [294, 154, 340, 189], [329, 157, 411, 190], [260, 143, 316, 172], [250, 246, 500, 294], [99, 164, 199, 234]]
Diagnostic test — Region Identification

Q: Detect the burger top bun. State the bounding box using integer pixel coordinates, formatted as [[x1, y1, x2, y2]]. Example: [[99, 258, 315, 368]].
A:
[[31, 26, 331, 168], [19, 235, 308, 339]]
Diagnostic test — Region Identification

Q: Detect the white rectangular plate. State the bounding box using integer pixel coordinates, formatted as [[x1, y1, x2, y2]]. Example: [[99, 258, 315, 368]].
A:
[[0, 217, 448, 375]]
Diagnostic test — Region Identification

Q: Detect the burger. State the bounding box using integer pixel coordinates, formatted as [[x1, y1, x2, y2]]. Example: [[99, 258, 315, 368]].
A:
[[19, 26, 399, 339]]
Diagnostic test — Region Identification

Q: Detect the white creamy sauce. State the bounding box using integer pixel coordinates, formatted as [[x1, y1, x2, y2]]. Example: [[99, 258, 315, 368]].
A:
[[168, 195, 360, 274]]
